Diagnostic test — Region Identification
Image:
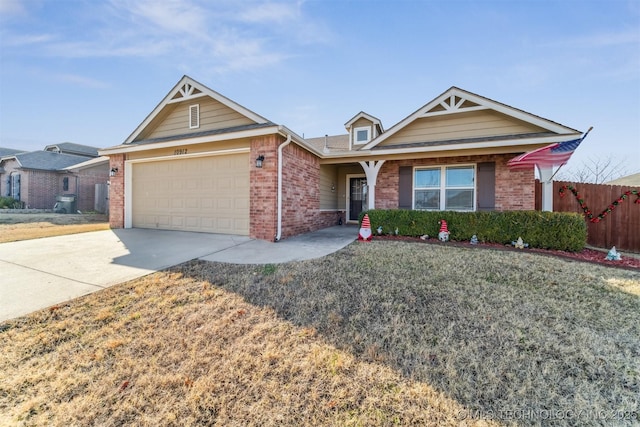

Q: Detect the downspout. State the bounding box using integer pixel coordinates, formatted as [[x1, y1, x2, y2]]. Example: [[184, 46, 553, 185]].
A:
[[275, 134, 292, 241]]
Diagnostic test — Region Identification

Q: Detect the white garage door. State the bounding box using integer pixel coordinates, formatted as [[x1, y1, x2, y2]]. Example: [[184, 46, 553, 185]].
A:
[[131, 153, 250, 235]]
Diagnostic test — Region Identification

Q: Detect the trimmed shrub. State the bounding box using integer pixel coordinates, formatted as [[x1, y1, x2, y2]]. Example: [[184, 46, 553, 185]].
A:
[[0, 197, 21, 209], [360, 209, 587, 252]]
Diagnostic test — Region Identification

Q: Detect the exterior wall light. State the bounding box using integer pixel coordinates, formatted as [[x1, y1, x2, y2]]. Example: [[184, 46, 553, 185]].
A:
[[255, 155, 265, 168], [110, 167, 119, 177]]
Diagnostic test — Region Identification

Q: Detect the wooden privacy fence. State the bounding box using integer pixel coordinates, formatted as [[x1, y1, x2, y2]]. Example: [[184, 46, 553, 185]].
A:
[[535, 180, 640, 252]]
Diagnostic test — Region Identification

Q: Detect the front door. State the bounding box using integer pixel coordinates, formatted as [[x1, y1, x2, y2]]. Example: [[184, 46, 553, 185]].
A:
[[349, 177, 367, 221]]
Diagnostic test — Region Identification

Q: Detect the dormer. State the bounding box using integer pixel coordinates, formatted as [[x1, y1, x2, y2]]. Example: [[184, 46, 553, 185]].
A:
[[344, 111, 384, 150]]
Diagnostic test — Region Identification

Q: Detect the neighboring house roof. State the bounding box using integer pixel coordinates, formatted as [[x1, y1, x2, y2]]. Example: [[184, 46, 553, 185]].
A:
[[123, 75, 271, 145], [0, 147, 27, 157], [361, 86, 582, 150], [1, 151, 93, 171], [306, 134, 350, 153], [44, 142, 100, 157], [606, 172, 640, 186], [62, 156, 110, 172]]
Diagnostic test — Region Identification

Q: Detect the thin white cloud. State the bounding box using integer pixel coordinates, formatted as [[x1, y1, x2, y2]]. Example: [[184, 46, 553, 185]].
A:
[[0, 0, 27, 17], [239, 2, 301, 24], [113, 0, 208, 36], [45, 38, 172, 58], [1, 0, 331, 74], [53, 73, 110, 89], [1, 33, 55, 46]]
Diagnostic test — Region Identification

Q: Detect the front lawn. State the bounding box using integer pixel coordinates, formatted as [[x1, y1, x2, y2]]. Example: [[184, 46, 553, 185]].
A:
[[1, 242, 638, 426]]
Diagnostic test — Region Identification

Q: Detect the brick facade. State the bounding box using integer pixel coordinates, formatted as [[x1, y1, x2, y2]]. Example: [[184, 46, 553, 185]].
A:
[[108, 154, 126, 228], [249, 135, 279, 240], [0, 159, 108, 210], [494, 155, 535, 210], [280, 143, 322, 238], [28, 170, 60, 209], [107, 147, 535, 239], [375, 154, 535, 211], [248, 135, 336, 240]]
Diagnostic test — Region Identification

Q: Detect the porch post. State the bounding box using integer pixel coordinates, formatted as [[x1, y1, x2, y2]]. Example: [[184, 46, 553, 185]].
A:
[[358, 160, 385, 210], [538, 165, 554, 212]]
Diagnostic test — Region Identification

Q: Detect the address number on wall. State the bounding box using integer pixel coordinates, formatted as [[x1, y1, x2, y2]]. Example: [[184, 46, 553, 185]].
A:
[[174, 149, 188, 155]]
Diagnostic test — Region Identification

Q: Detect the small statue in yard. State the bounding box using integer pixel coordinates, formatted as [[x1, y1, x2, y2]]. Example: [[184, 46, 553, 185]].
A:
[[606, 246, 622, 261], [470, 235, 478, 245], [358, 214, 372, 242], [512, 237, 529, 249], [420, 234, 429, 240], [438, 220, 450, 242], [394, 227, 399, 236], [377, 225, 383, 235]]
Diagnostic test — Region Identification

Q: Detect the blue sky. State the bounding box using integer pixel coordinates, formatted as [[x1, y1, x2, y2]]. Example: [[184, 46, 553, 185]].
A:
[[1, 0, 638, 176]]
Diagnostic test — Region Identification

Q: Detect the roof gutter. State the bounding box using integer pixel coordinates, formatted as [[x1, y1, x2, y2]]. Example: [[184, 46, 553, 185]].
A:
[[275, 134, 292, 242]]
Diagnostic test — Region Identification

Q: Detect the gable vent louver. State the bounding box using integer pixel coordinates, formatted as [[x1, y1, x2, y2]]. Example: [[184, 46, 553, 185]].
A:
[[189, 104, 200, 129]]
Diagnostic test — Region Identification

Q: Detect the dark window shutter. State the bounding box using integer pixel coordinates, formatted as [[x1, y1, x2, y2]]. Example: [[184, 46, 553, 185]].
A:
[[398, 166, 412, 209], [477, 162, 495, 211]]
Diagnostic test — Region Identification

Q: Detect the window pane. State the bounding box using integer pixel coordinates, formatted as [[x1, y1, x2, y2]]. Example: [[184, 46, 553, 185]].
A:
[[415, 169, 440, 188], [415, 190, 440, 210], [445, 189, 473, 210], [446, 166, 474, 187], [356, 129, 369, 142]]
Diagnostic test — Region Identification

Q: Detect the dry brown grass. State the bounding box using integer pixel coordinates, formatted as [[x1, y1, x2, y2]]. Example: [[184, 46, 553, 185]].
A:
[[1, 241, 639, 426], [0, 213, 109, 243]]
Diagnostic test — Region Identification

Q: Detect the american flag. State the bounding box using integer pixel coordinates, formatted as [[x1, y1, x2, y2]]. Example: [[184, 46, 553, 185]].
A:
[[507, 128, 591, 169]]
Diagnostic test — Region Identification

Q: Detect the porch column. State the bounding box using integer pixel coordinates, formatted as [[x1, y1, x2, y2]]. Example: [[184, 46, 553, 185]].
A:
[[358, 160, 385, 210], [538, 165, 554, 212]]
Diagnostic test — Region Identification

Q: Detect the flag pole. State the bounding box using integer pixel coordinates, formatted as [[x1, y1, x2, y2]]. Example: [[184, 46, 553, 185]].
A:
[[545, 126, 593, 182]]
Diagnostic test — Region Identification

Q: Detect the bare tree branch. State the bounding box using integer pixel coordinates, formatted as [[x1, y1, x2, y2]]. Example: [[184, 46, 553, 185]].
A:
[[555, 155, 630, 184]]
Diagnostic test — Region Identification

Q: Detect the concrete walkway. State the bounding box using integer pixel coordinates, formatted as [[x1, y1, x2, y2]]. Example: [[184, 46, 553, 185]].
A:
[[0, 226, 356, 322]]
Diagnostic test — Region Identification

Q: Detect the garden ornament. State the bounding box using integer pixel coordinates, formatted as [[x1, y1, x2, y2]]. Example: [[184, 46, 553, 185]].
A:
[[605, 246, 622, 261], [438, 220, 450, 242], [358, 214, 372, 242], [512, 237, 529, 249]]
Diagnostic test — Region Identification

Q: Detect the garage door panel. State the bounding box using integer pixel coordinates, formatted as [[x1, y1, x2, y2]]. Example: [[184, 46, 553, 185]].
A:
[[132, 153, 249, 235]]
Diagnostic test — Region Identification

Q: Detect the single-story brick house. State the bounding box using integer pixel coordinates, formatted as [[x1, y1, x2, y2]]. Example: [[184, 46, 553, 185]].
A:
[[0, 143, 109, 211], [99, 76, 582, 241]]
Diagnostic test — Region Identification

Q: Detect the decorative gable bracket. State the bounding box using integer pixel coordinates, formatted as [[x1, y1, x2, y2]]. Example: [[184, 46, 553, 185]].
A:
[[424, 94, 487, 117], [168, 82, 205, 104]]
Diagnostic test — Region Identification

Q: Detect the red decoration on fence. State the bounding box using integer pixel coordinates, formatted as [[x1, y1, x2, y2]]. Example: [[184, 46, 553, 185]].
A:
[[559, 185, 640, 223]]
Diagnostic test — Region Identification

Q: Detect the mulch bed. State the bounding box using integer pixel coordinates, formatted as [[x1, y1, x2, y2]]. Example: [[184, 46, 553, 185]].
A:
[[373, 235, 640, 271]]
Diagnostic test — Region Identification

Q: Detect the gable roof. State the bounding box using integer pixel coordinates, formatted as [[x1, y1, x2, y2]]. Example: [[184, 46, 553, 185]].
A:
[[0, 147, 27, 158], [1, 151, 92, 171], [344, 111, 384, 131], [62, 156, 109, 172], [362, 86, 581, 150], [123, 75, 272, 144], [44, 142, 100, 157]]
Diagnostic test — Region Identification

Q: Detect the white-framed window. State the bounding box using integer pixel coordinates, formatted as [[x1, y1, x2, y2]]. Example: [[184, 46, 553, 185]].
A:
[[189, 104, 200, 129], [414, 165, 475, 211], [353, 126, 371, 144]]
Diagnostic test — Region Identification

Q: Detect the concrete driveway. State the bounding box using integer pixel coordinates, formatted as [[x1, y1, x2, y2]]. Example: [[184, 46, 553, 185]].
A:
[[0, 227, 356, 322]]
